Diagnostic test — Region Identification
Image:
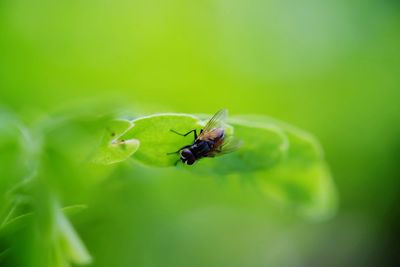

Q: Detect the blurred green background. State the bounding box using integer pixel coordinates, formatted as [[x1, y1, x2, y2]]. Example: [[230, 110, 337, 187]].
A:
[[1, 0, 400, 266]]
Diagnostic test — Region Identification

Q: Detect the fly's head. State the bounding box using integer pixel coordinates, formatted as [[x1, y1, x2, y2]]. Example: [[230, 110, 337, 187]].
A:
[[180, 149, 196, 165]]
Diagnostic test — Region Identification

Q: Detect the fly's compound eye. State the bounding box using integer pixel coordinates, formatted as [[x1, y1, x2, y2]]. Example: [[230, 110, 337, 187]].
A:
[[181, 149, 195, 165], [181, 149, 192, 158]]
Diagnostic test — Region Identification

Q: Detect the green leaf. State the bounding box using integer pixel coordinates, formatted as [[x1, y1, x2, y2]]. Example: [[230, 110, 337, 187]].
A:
[[187, 119, 289, 175], [62, 205, 87, 216], [117, 113, 289, 172], [233, 115, 338, 220], [93, 112, 337, 220], [56, 207, 92, 265], [0, 204, 87, 237], [119, 114, 203, 167], [92, 119, 140, 164], [259, 162, 337, 220]]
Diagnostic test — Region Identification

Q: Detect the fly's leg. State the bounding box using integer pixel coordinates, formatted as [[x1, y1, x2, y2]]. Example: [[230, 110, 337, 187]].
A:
[[170, 129, 198, 141], [166, 144, 192, 155], [168, 129, 197, 155]]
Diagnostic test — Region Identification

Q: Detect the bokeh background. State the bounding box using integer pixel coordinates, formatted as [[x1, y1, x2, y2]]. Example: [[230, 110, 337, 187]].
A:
[[1, 0, 400, 266]]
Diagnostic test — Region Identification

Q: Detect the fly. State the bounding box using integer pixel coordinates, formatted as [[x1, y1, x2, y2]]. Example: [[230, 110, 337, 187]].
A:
[[168, 109, 242, 165]]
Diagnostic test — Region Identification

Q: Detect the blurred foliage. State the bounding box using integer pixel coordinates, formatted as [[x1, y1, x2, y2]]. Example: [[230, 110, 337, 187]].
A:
[[0, 107, 336, 265], [1, 0, 400, 266], [93, 112, 337, 221]]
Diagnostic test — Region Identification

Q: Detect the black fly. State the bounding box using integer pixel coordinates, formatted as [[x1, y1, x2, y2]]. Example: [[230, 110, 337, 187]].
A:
[[168, 109, 242, 165]]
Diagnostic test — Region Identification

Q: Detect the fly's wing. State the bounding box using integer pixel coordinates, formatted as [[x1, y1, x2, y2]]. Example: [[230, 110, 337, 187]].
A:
[[198, 109, 228, 141], [201, 109, 228, 133], [207, 136, 243, 157], [219, 136, 243, 155], [198, 128, 224, 141], [199, 109, 242, 157]]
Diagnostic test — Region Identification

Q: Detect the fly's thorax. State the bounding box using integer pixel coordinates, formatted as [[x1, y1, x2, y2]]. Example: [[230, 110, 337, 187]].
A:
[[191, 140, 213, 158]]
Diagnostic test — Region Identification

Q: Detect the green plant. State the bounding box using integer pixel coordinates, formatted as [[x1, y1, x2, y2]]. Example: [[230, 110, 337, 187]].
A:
[[0, 109, 337, 267], [93, 112, 337, 219]]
